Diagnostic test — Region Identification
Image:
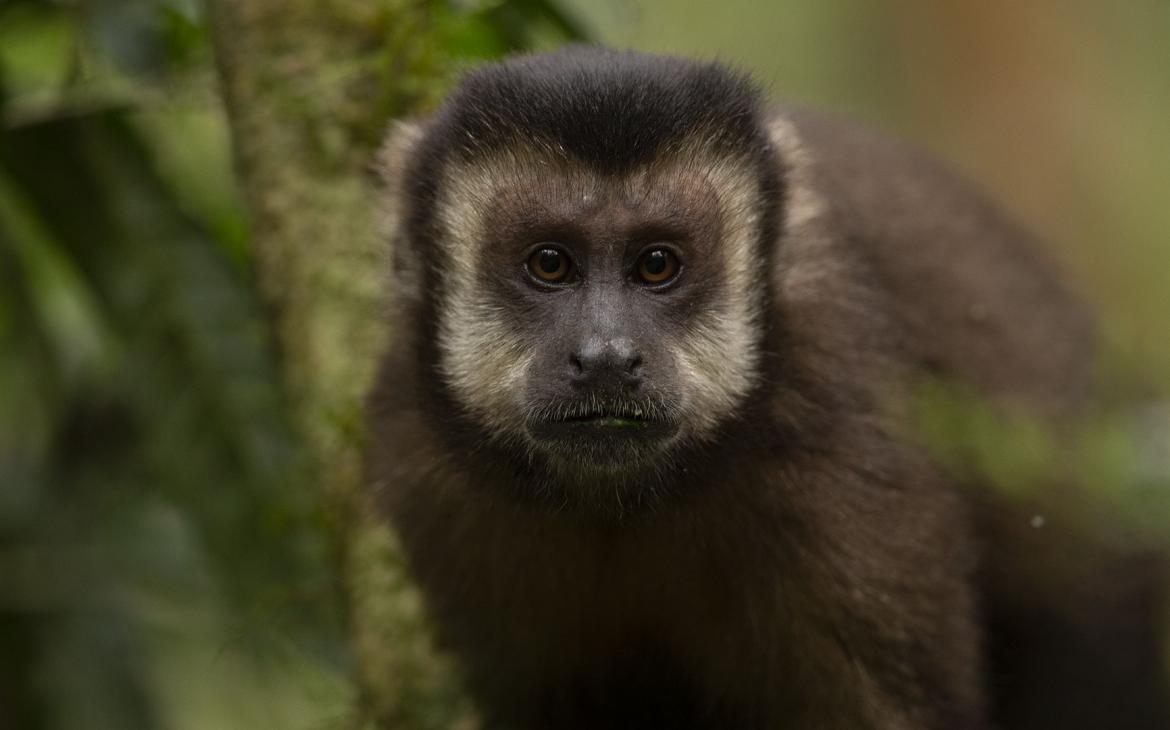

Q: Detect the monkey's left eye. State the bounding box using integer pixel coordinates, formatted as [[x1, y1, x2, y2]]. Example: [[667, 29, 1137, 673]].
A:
[[527, 246, 572, 284], [636, 248, 680, 286]]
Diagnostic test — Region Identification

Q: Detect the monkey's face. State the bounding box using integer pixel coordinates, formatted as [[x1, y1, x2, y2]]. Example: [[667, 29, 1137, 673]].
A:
[[431, 143, 769, 477]]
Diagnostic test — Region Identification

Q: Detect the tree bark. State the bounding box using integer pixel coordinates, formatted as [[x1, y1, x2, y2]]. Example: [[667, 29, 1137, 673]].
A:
[[205, 2, 472, 727]]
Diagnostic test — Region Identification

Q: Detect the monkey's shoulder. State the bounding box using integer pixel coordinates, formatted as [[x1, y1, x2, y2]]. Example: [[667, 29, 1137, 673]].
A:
[[765, 106, 1095, 410]]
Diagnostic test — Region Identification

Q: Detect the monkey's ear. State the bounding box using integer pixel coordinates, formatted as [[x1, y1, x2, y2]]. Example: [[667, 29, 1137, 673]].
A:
[[375, 119, 427, 303], [375, 119, 426, 191]]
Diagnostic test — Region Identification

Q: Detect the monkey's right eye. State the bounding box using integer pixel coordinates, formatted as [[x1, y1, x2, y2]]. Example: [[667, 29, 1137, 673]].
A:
[[527, 247, 572, 284]]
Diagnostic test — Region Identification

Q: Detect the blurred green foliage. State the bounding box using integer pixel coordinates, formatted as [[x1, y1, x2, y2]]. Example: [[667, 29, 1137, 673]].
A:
[[0, 1, 578, 728], [0, 1, 345, 727]]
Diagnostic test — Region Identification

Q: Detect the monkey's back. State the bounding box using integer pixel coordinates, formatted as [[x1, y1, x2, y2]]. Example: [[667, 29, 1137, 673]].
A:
[[777, 109, 1169, 730]]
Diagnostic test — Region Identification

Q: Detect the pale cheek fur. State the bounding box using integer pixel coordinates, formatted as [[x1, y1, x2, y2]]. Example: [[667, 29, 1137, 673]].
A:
[[671, 158, 764, 439], [438, 283, 533, 437], [434, 172, 536, 440]]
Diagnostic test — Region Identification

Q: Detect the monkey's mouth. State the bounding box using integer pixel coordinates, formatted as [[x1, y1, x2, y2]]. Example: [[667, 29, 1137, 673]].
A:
[[526, 400, 678, 445], [558, 405, 656, 428]]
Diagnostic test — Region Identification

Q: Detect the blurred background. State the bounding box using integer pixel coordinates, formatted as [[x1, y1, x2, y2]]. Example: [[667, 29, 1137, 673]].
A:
[[1, 1, 1167, 728]]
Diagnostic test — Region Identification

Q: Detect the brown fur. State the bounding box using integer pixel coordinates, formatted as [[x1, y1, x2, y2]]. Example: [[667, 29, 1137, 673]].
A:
[[367, 61, 1166, 728]]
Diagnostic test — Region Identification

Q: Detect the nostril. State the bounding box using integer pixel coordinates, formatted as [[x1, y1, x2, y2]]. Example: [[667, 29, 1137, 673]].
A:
[[568, 353, 584, 377], [626, 353, 644, 377]]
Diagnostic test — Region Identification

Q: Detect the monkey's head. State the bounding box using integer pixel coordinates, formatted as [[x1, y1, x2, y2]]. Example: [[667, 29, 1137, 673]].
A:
[[383, 48, 781, 491]]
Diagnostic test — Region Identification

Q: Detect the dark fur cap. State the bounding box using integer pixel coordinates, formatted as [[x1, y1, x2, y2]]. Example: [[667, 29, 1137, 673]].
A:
[[422, 46, 770, 172]]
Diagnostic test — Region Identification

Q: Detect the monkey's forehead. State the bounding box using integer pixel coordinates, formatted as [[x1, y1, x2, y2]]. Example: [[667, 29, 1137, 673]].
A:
[[434, 143, 766, 237], [431, 47, 768, 173]]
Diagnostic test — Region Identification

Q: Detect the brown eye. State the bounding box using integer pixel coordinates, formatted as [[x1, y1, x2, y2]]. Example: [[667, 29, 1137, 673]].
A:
[[637, 248, 679, 285], [528, 247, 571, 283]]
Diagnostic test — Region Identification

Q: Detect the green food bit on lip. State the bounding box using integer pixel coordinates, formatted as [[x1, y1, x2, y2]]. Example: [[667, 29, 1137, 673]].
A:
[[596, 417, 648, 428]]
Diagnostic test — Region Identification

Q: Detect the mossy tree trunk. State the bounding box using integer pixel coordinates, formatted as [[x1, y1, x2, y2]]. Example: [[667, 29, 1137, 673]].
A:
[[205, 2, 473, 727]]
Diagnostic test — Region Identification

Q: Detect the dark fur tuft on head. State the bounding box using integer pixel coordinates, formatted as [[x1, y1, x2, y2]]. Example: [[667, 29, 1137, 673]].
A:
[[424, 46, 769, 172]]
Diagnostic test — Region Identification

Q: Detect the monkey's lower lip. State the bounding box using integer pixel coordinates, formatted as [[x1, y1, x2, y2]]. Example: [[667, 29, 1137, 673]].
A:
[[562, 414, 652, 428], [528, 411, 678, 443]]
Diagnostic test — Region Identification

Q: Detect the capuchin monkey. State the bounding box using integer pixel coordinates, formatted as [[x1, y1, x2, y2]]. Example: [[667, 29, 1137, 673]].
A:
[[367, 47, 1170, 729]]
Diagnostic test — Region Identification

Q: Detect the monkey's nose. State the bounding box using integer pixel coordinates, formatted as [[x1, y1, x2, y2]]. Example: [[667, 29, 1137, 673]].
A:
[[568, 336, 643, 388]]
